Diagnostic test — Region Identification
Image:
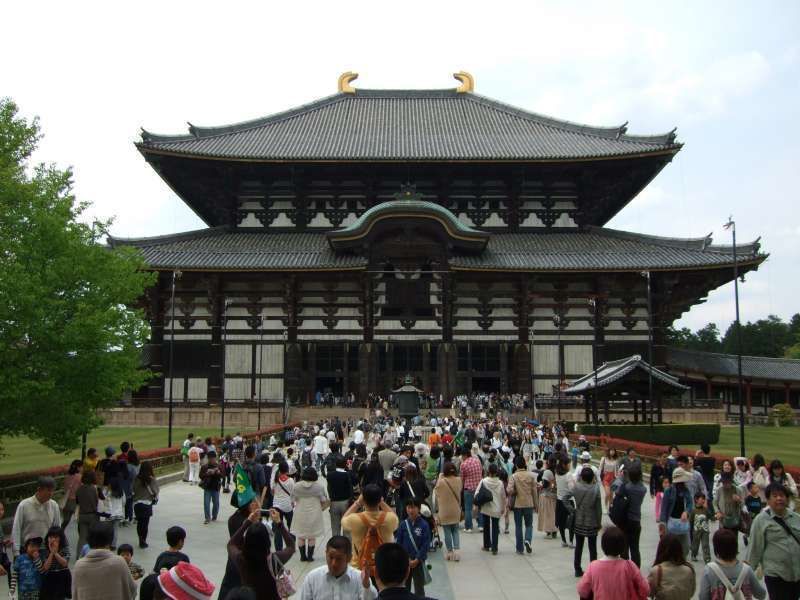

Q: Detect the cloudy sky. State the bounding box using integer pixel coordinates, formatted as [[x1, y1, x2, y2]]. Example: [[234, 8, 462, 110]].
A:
[[4, 1, 799, 332]]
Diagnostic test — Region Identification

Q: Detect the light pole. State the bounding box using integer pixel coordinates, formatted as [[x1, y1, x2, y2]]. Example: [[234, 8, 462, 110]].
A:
[[553, 314, 564, 421], [167, 269, 182, 447], [257, 315, 264, 431], [724, 217, 746, 457], [642, 271, 655, 427], [220, 299, 229, 438]]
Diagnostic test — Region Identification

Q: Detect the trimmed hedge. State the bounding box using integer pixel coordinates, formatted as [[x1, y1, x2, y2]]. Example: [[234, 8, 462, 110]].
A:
[[575, 433, 800, 483], [576, 423, 720, 446]]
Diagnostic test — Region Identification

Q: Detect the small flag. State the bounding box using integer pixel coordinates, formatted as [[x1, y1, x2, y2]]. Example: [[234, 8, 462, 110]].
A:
[[234, 464, 256, 507], [723, 216, 734, 230]]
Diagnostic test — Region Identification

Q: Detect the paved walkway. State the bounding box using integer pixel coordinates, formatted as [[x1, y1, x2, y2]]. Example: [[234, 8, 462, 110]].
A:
[[3, 476, 699, 600]]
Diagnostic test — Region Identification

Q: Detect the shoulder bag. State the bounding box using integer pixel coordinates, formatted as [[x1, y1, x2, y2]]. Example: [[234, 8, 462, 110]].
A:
[[267, 552, 296, 599], [773, 514, 800, 547], [473, 481, 493, 508], [404, 520, 433, 585]]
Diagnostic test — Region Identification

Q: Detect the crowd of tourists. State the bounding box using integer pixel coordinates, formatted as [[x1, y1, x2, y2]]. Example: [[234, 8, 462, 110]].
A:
[[2, 412, 800, 600]]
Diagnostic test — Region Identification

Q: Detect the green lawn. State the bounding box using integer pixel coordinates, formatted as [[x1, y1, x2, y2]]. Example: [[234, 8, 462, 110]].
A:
[[0, 426, 256, 476], [715, 425, 800, 466]]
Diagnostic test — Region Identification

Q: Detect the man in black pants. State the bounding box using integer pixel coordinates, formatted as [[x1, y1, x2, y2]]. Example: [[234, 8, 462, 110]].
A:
[[622, 465, 647, 568]]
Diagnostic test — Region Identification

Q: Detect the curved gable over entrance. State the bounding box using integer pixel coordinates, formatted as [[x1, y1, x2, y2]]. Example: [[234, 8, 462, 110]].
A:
[[326, 191, 490, 255]]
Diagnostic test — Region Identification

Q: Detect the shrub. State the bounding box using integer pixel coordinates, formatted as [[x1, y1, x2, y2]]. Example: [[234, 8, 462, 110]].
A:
[[576, 423, 720, 445], [771, 403, 795, 427]]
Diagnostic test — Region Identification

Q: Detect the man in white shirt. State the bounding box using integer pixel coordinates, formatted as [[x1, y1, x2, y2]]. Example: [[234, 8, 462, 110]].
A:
[[313, 432, 330, 471], [572, 452, 601, 488], [299, 535, 376, 600], [11, 477, 61, 555], [353, 427, 365, 447]]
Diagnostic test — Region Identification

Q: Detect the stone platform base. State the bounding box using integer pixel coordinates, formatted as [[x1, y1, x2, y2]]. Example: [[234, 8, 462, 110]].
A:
[[99, 406, 284, 429]]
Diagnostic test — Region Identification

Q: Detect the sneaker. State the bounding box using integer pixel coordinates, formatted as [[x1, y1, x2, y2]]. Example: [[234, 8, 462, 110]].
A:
[[204, 519, 209, 524], [568, 543, 575, 549], [492, 549, 498, 555], [453, 552, 460, 562], [575, 568, 584, 578], [504, 528, 510, 534], [691, 555, 698, 562], [516, 550, 524, 555], [481, 547, 490, 552], [463, 528, 472, 533], [139, 541, 148, 549], [525, 541, 532, 554], [478, 527, 483, 532]]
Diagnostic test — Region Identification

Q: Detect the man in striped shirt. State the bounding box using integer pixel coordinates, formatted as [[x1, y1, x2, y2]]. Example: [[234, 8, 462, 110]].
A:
[[459, 446, 483, 532]]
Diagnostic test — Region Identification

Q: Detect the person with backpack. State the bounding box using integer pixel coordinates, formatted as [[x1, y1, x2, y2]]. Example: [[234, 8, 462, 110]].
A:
[[747, 482, 800, 599], [341, 484, 399, 576], [698, 528, 765, 600]]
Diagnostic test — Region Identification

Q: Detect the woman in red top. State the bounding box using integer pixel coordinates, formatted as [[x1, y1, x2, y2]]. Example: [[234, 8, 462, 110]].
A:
[[577, 526, 649, 600]]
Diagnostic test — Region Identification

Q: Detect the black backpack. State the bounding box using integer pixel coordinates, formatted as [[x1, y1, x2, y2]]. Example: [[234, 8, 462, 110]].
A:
[[609, 483, 630, 528]]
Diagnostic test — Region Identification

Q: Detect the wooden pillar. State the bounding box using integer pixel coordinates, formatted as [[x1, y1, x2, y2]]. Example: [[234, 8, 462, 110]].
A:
[[705, 379, 713, 401], [342, 342, 349, 400], [307, 343, 316, 406], [422, 343, 431, 393], [499, 342, 508, 395], [746, 381, 752, 415], [786, 383, 792, 406], [466, 343, 473, 395]]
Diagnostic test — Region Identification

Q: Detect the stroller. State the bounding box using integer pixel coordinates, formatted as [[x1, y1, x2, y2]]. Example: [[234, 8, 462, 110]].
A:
[[424, 492, 443, 552]]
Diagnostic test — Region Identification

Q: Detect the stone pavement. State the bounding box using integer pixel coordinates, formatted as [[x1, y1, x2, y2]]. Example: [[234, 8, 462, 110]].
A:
[[2, 475, 707, 600]]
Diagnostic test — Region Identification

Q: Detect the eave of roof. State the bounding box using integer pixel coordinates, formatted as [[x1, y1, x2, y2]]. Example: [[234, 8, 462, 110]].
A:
[[137, 88, 681, 162], [107, 227, 765, 273], [665, 347, 800, 383]]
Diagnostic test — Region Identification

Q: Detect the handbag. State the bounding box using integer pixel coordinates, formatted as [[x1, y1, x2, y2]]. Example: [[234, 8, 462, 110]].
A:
[[667, 516, 690, 535], [404, 521, 433, 585], [443, 479, 465, 522], [473, 482, 493, 508], [738, 511, 752, 535], [267, 552, 296, 599]]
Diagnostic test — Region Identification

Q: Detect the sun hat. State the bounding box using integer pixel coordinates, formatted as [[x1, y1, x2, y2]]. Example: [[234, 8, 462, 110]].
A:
[[580, 451, 592, 461], [158, 562, 215, 600], [671, 467, 691, 484]]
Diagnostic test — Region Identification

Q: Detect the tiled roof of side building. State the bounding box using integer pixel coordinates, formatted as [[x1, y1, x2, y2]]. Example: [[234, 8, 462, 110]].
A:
[[565, 354, 688, 394], [108, 227, 764, 272], [137, 88, 681, 161], [666, 348, 800, 383]]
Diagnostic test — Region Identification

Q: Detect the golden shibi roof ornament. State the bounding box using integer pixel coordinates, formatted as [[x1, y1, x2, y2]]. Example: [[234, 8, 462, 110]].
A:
[[336, 71, 475, 93], [453, 71, 474, 93], [338, 72, 359, 94]]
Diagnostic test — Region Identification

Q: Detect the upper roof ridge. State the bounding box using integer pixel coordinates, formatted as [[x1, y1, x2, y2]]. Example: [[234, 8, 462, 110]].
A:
[[138, 87, 681, 150]]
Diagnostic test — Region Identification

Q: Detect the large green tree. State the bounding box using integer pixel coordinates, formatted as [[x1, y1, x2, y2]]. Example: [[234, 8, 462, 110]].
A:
[[721, 314, 797, 358], [0, 98, 155, 453]]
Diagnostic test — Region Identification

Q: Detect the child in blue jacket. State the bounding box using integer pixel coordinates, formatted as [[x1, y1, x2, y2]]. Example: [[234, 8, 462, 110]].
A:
[[396, 499, 431, 597]]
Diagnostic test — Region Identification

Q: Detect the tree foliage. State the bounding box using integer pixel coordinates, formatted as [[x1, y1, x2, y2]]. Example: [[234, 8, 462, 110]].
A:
[[666, 313, 800, 359], [0, 98, 155, 453]]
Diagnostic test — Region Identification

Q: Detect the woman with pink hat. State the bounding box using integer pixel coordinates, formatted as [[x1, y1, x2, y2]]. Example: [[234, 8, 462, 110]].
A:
[[155, 562, 215, 600]]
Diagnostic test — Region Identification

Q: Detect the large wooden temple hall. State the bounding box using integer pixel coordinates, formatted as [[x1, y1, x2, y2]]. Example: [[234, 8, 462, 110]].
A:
[[111, 72, 766, 410]]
